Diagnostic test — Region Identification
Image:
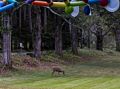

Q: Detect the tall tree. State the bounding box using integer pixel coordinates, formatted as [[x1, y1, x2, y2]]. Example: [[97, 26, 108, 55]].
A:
[[33, 6, 42, 59], [55, 16, 63, 56], [114, 29, 120, 51], [90, 23, 110, 51], [2, 13, 12, 68], [70, 19, 78, 55]]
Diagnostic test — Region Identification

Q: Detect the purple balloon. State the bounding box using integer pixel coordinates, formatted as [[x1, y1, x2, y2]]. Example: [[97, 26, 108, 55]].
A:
[[25, 0, 35, 4]]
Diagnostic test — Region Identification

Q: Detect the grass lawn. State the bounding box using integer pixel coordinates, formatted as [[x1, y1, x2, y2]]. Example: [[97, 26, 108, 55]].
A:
[[0, 49, 120, 89]]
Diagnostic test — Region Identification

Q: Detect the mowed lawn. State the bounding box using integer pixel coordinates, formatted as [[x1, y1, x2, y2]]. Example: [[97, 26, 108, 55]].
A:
[[0, 75, 120, 89], [0, 49, 120, 89]]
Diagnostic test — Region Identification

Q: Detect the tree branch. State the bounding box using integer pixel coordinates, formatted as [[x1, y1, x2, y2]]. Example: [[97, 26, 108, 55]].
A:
[[103, 29, 111, 37], [46, 7, 82, 30], [90, 24, 97, 35]]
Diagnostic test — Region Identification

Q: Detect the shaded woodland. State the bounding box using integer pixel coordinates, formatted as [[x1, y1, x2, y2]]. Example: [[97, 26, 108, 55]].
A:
[[0, 3, 120, 68]]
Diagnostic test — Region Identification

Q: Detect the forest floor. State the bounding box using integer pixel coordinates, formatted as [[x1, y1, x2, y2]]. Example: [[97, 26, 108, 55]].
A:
[[0, 49, 120, 89]]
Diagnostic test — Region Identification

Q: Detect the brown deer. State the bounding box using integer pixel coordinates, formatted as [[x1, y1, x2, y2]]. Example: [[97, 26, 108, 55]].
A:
[[52, 66, 65, 75]]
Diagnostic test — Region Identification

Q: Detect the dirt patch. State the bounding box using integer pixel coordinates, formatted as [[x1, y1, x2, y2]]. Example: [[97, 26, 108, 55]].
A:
[[0, 54, 95, 74], [0, 66, 15, 75], [0, 55, 63, 75], [11, 55, 62, 71]]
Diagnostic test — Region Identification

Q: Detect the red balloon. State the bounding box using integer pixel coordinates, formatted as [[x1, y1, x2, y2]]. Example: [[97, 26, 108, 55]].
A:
[[100, 0, 109, 7]]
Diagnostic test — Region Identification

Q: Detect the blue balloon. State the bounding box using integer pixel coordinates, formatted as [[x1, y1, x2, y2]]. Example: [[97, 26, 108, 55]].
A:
[[7, 0, 18, 7], [7, 0, 17, 3], [83, 5, 91, 15], [0, 1, 5, 7], [0, 3, 16, 12], [88, 0, 100, 4]]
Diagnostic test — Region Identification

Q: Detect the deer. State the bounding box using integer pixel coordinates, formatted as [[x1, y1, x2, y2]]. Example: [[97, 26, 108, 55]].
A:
[[51, 66, 65, 76]]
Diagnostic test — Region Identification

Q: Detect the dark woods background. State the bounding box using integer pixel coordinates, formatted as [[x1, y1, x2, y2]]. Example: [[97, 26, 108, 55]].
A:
[[0, 0, 120, 55]]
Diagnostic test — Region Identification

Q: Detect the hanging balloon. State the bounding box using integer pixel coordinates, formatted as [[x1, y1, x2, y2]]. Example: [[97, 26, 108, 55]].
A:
[[88, 0, 99, 4], [82, 0, 120, 12], [32, 1, 49, 6], [104, 0, 120, 12], [0, 1, 5, 7], [0, 3, 16, 12], [51, 2, 67, 8], [100, 0, 109, 7], [83, 0, 88, 3], [70, 1, 86, 6], [3, 0, 6, 2], [65, 6, 74, 14], [25, 0, 35, 4], [64, 0, 70, 5], [7, 0, 17, 3], [83, 5, 91, 15], [71, 6, 79, 17], [70, 0, 79, 17], [82, 0, 109, 6]]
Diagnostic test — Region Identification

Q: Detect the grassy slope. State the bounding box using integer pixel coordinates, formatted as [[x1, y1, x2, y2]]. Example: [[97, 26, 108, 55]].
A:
[[0, 49, 120, 89]]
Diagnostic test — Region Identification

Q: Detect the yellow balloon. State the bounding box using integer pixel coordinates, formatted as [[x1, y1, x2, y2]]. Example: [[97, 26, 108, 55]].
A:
[[3, 0, 6, 2]]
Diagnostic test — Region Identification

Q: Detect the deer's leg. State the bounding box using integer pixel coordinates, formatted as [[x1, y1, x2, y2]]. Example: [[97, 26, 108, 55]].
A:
[[63, 71, 65, 75], [52, 71, 55, 75], [58, 71, 60, 75]]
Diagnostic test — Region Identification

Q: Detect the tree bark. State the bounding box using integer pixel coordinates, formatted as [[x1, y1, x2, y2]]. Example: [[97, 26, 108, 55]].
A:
[[28, 5, 32, 32], [43, 8, 47, 31], [23, 5, 27, 21], [2, 13, 12, 68], [87, 29, 91, 48], [115, 29, 120, 51], [55, 16, 62, 56], [33, 7, 42, 59], [28, 5, 33, 50], [90, 24, 104, 51], [96, 29, 103, 51], [3, 32, 11, 68], [70, 19, 78, 55], [71, 28, 78, 55]]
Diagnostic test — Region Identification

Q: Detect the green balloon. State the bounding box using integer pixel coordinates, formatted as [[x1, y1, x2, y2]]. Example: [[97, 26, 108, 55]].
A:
[[65, 6, 74, 14]]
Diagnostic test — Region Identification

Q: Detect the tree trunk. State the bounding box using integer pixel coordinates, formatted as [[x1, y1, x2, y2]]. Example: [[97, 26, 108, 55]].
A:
[[3, 32, 11, 68], [43, 8, 47, 31], [55, 16, 62, 56], [115, 29, 120, 51], [23, 5, 27, 21], [28, 5, 32, 32], [19, 8, 22, 45], [87, 29, 91, 48], [28, 5, 33, 50], [71, 28, 78, 55], [69, 19, 78, 55], [96, 29, 103, 51], [79, 29, 83, 48], [33, 7, 42, 59], [2, 14, 12, 68]]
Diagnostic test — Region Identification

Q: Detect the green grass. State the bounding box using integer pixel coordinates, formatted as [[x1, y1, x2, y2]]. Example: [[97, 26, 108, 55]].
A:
[[0, 49, 120, 89]]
